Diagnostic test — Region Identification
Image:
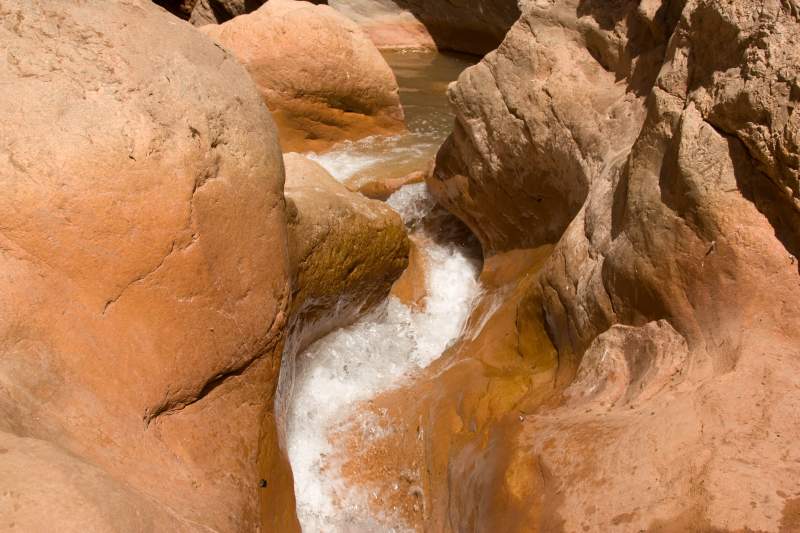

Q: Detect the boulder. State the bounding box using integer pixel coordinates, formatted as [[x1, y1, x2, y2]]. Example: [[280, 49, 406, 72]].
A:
[[416, 0, 800, 530], [200, 0, 405, 152], [283, 153, 409, 351], [346, 168, 427, 200], [327, 0, 436, 50], [0, 1, 294, 530]]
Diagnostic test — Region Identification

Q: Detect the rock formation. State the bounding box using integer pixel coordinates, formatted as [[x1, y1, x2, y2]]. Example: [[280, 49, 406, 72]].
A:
[[0, 1, 295, 530], [325, 0, 521, 55], [282, 154, 409, 351], [346, 0, 800, 530], [200, 0, 405, 152]]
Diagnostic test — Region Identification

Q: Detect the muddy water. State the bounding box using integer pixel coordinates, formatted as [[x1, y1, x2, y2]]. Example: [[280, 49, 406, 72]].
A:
[[283, 51, 477, 532], [306, 50, 474, 183]]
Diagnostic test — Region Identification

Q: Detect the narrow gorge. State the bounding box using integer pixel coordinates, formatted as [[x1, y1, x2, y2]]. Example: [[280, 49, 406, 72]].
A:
[[1, 1, 800, 533]]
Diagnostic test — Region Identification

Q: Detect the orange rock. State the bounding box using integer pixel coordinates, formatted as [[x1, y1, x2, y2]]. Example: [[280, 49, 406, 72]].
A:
[[283, 154, 409, 352], [200, 0, 405, 153], [347, 169, 427, 201], [426, 0, 800, 530], [0, 1, 294, 530], [390, 234, 428, 310]]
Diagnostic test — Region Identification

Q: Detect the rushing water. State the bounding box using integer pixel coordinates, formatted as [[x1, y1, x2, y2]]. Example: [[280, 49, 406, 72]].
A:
[[283, 50, 478, 532]]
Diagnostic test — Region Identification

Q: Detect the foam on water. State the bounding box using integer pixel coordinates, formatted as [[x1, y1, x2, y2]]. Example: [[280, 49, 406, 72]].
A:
[[284, 182, 481, 532], [282, 49, 478, 532]]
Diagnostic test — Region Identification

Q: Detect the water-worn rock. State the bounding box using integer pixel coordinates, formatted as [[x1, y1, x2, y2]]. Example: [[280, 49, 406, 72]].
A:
[[420, 0, 800, 530], [283, 153, 409, 351], [346, 167, 427, 200], [0, 1, 295, 530], [200, 0, 405, 152], [327, 0, 520, 55]]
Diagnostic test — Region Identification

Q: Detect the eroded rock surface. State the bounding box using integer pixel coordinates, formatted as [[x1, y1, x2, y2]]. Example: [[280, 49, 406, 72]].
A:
[[0, 1, 294, 530], [408, 0, 800, 531], [283, 153, 409, 351], [200, 0, 405, 152]]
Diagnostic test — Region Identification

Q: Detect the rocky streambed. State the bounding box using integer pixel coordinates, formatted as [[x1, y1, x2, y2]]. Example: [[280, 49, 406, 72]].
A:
[[280, 50, 481, 532], [3, 1, 800, 533]]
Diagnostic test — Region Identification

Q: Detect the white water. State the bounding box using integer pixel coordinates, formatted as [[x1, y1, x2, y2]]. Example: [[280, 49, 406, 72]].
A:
[[282, 50, 479, 532], [284, 180, 480, 531]]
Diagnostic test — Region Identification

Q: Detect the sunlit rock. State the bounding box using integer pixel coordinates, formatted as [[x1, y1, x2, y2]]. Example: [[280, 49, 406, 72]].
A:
[[200, 0, 405, 152], [0, 1, 293, 530]]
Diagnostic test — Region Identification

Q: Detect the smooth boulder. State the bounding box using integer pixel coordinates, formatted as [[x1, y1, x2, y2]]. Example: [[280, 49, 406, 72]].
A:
[[0, 1, 293, 530], [201, 0, 405, 152]]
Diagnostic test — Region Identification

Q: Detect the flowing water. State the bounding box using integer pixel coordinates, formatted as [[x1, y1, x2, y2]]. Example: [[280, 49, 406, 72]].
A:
[[282, 50, 478, 532]]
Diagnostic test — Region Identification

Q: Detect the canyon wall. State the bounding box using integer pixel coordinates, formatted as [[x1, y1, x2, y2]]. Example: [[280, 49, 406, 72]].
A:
[[427, 0, 800, 530]]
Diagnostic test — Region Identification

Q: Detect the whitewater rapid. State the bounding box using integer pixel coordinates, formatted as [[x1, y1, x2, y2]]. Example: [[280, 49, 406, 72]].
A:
[[280, 50, 478, 532], [283, 174, 480, 531]]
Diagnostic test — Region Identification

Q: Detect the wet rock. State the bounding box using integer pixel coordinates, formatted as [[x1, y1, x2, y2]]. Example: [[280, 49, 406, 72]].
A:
[[332, 247, 556, 531], [0, 1, 294, 530], [346, 168, 427, 201], [200, 0, 405, 152], [283, 153, 410, 350], [389, 234, 428, 310]]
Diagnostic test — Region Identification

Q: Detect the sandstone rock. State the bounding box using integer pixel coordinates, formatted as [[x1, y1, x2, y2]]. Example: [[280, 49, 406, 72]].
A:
[[327, 0, 520, 55], [346, 168, 427, 200], [200, 0, 405, 152], [327, 0, 435, 50], [389, 234, 428, 310], [430, 0, 657, 253], [0, 432, 189, 532], [283, 153, 409, 351], [0, 1, 294, 530], [417, 0, 800, 530]]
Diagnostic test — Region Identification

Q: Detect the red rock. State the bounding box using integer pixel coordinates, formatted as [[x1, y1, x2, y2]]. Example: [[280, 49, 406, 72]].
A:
[[0, 1, 294, 530], [200, 0, 405, 152], [282, 153, 410, 351]]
